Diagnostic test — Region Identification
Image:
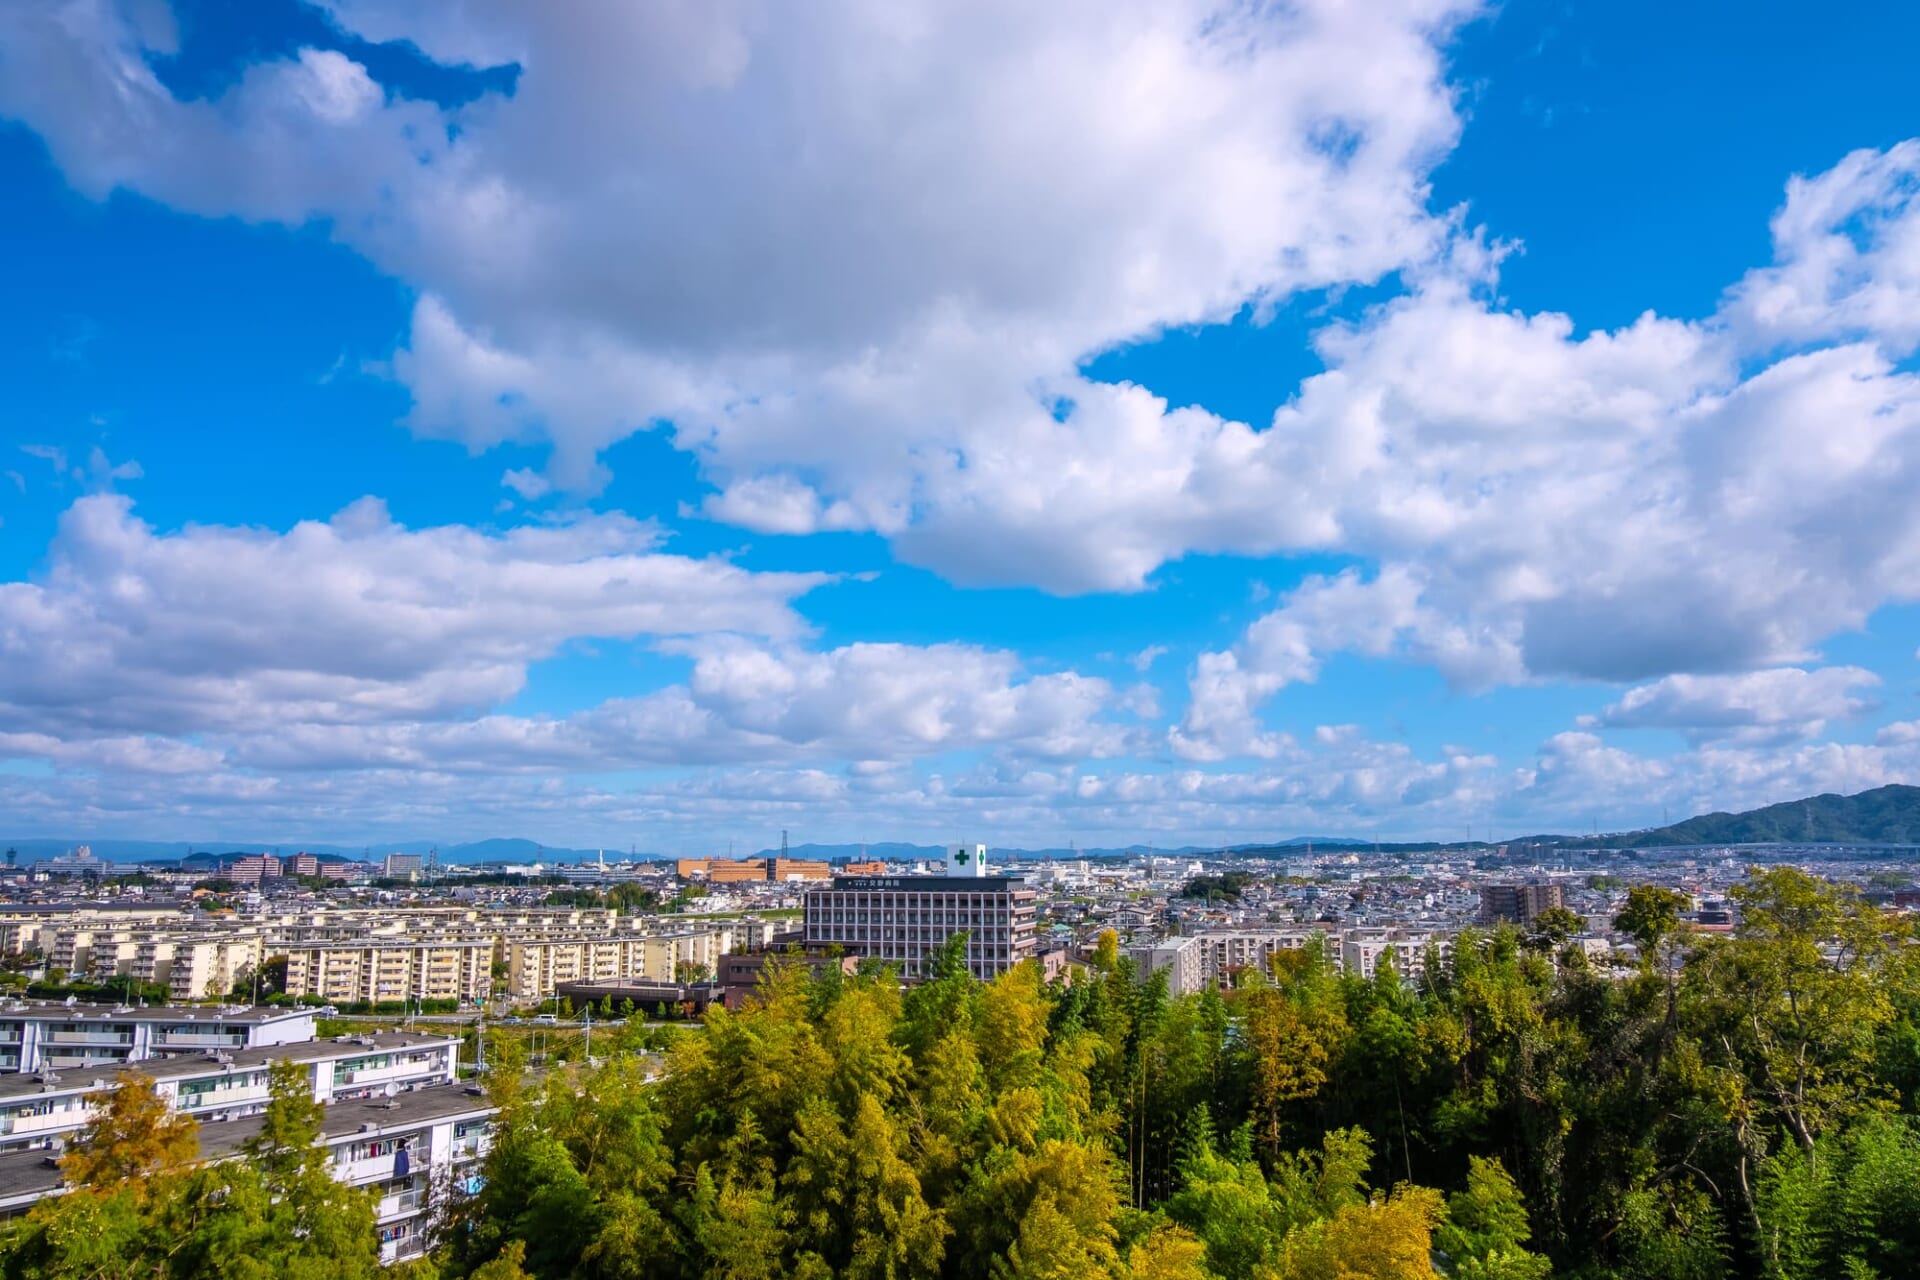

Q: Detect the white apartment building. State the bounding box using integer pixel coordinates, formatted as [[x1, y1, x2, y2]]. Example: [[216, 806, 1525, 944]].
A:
[[0, 907, 182, 958], [1128, 927, 1459, 992], [0, 904, 774, 1009], [1199, 929, 1326, 978], [0, 1082, 496, 1265], [1339, 928, 1454, 980], [0, 1001, 315, 1075], [1129, 935, 1208, 997], [0, 1031, 460, 1153], [503, 926, 735, 1000]]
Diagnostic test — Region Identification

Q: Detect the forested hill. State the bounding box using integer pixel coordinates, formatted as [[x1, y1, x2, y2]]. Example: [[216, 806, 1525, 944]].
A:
[[1589, 784, 1920, 848]]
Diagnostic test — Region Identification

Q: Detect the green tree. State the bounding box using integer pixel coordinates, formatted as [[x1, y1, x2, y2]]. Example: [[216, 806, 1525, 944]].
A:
[[1436, 1156, 1551, 1280], [1614, 885, 1688, 959], [1276, 1186, 1444, 1280]]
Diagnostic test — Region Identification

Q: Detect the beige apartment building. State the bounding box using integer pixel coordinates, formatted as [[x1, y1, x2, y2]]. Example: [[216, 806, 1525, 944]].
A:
[[168, 933, 267, 1001], [58, 925, 265, 1002], [281, 938, 493, 1006], [0, 903, 761, 1008], [502, 927, 733, 1000]]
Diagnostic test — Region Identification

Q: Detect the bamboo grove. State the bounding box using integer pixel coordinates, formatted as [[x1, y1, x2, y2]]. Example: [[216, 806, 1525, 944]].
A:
[[8, 866, 1920, 1279]]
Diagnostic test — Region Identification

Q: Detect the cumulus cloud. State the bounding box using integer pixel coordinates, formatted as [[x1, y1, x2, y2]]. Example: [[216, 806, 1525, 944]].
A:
[[1590, 666, 1881, 745], [0, 496, 1137, 812], [0, 494, 825, 736], [20, 708, 1907, 848], [0, 0, 1477, 508], [216, 639, 1133, 775], [1172, 147, 1920, 758], [1724, 139, 1920, 353]]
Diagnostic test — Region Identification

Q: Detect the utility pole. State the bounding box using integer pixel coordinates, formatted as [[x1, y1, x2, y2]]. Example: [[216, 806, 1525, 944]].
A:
[[584, 1004, 592, 1064]]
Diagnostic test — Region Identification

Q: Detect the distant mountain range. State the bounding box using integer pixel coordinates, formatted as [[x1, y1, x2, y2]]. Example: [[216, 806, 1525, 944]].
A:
[[8, 785, 1920, 865], [1541, 784, 1920, 849]]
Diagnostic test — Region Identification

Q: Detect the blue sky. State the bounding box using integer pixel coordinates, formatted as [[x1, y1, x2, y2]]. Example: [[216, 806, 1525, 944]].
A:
[[2, 0, 1920, 848]]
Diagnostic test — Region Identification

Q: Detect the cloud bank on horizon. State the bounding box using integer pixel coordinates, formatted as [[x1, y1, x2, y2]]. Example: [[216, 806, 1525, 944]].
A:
[[2, 0, 1920, 846]]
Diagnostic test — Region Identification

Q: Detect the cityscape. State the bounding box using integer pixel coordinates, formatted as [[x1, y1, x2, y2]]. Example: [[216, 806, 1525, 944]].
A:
[[0, 790, 1917, 1266], [4, 1, 1920, 1278]]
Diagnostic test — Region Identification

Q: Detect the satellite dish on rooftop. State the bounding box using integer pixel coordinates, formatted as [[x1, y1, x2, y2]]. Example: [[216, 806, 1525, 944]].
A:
[[383, 1082, 398, 1098]]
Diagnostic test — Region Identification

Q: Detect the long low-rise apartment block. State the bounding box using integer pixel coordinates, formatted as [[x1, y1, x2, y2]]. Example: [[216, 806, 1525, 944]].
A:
[[0, 1001, 316, 1074], [0, 1080, 495, 1264], [503, 926, 733, 1000], [0, 904, 783, 1008], [0, 1030, 460, 1153], [282, 937, 495, 1006]]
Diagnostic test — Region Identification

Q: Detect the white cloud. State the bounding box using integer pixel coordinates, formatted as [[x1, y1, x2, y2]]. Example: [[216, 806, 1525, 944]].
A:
[[1170, 146, 1920, 758], [1724, 139, 1920, 353], [0, 497, 1135, 812], [1130, 645, 1169, 674], [1591, 666, 1881, 745], [0, 494, 824, 737], [0, 0, 1479, 517], [217, 639, 1134, 774]]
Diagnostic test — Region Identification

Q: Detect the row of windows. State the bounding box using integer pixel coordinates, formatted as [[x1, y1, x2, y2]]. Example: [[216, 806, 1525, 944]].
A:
[[810, 893, 1018, 906], [810, 936, 1013, 948]]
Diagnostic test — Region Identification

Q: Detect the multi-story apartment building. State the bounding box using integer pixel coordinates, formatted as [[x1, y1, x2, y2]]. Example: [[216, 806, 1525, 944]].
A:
[[1479, 881, 1566, 926], [1196, 928, 1324, 978], [0, 1030, 460, 1153], [1129, 926, 1458, 992], [226, 855, 281, 885], [0, 1001, 315, 1074], [12, 906, 184, 945], [168, 932, 266, 1002], [1339, 928, 1454, 980], [0, 1082, 495, 1264], [281, 938, 493, 1006], [0, 903, 777, 1009], [803, 849, 1037, 980], [641, 929, 728, 981], [501, 926, 735, 999], [382, 853, 425, 881], [1128, 935, 1208, 996]]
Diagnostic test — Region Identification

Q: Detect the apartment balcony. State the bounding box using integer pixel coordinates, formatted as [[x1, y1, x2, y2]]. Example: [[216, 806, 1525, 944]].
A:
[[155, 1031, 246, 1048], [336, 1059, 439, 1088], [375, 1187, 425, 1220], [177, 1083, 267, 1112], [336, 1153, 412, 1186], [45, 1029, 133, 1046], [451, 1135, 491, 1163], [379, 1233, 426, 1264], [0, 1109, 88, 1137]]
